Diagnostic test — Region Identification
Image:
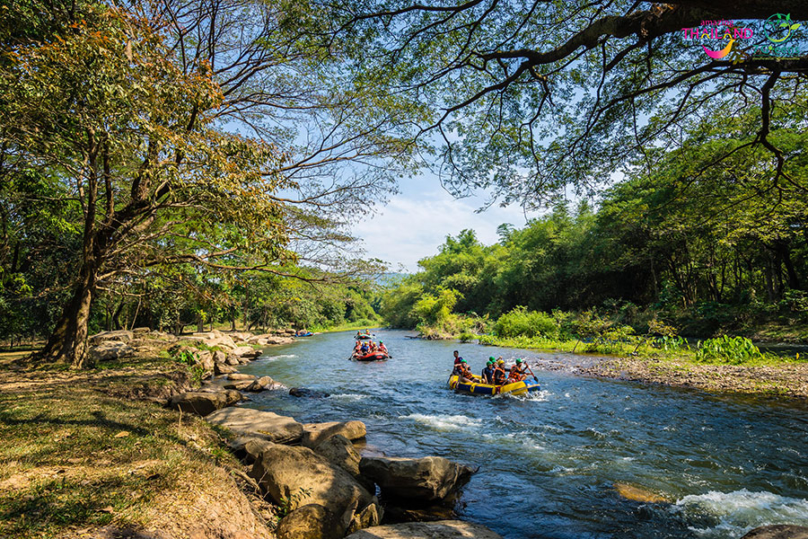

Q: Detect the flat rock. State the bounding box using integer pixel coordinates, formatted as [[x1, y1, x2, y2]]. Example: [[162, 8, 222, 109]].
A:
[[227, 373, 256, 381], [89, 330, 134, 344], [205, 407, 304, 444], [344, 521, 502, 539], [359, 457, 474, 502], [167, 390, 243, 416], [224, 381, 254, 391], [741, 526, 808, 539], [302, 421, 366, 448], [231, 346, 261, 359], [250, 443, 374, 530], [277, 504, 345, 539]]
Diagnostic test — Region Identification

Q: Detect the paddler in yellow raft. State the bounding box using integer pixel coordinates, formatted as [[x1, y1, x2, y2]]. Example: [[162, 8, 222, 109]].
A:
[[449, 355, 540, 396]]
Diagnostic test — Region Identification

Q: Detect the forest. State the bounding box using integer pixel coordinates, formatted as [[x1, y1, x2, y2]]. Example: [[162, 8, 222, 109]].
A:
[[382, 145, 808, 343]]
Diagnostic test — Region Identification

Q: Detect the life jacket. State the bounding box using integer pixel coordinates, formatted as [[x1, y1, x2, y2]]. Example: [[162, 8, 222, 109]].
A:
[[493, 366, 506, 384]]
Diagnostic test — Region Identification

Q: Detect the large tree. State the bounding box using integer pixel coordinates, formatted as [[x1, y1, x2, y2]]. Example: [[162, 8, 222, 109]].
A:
[[290, 0, 808, 206], [0, 0, 412, 367]]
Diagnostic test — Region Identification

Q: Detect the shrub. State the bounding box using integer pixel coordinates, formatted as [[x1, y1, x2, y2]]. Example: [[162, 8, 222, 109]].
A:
[[695, 335, 762, 364], [493, 306, 559, 339]]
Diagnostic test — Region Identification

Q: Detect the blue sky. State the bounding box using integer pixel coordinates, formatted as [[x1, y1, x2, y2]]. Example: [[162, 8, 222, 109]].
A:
[[352, 173, 540, 273]]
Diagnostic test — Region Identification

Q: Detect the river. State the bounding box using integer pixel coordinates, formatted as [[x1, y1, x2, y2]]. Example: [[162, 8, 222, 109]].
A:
[[234, 329, 808, 539]]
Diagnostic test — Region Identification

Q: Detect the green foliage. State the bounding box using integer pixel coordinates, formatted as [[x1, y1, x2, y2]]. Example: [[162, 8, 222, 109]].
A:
[[694, 336, 764, 364], [493, 307, 559, 339]]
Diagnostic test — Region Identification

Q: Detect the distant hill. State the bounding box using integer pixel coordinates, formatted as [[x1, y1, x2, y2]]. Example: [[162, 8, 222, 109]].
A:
[[375, 272, 409, 287]]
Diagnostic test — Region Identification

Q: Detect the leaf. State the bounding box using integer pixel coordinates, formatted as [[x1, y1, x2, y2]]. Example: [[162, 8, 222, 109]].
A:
[[791, 23, 801, 31], [114, 431, 130, 438]]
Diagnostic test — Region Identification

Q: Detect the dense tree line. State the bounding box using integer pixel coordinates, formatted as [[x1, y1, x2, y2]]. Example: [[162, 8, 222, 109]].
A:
[[383, 139, 808, 337]]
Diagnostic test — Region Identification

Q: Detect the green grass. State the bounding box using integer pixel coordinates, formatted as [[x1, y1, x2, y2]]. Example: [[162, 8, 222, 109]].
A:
[[309, 319, 382, 334], [0, 356, 270, 538], [474, 334, 806, 367]]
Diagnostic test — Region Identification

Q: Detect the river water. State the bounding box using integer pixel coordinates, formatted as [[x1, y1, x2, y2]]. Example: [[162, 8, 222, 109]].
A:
[[235, 329, 808, 539]]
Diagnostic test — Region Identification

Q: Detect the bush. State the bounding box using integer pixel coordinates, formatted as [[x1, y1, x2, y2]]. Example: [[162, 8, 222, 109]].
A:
[[493, 306, 559, 339], [695, 335, 762, 364]]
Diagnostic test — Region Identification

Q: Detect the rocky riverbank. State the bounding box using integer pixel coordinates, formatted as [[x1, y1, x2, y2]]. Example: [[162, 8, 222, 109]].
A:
[[571, 356, 808, 401], [3, 331, 805, 539], [156, 331, 495, 538]]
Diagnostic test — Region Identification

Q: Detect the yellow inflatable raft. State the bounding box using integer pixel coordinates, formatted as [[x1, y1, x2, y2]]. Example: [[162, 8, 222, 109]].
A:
[[448, 375, 540, 396]]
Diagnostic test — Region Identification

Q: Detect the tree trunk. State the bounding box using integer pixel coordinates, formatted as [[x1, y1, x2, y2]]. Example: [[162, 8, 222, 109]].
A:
[[38, 262, 97, 368]]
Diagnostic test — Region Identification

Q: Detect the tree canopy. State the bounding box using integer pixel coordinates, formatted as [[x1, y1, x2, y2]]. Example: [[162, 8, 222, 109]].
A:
[[289, 0, 808, 206]]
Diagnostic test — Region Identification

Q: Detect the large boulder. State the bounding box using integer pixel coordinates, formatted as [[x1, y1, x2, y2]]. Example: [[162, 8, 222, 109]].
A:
[[302, 421, 366, 448], [276, 504, 345, 539], [314, 435, 361, 477], [196, 350, 214, 372], [89, 341, 134, 362], [214, 362, 238, 375], [167, 390, 243, 416], [231, 345, 261, 359], [205, 407, 304, 444], [225, 353, 241, 366], [89, 330, 134, 344], [229, 332, 253, 343], [344, 521, 502, 539], [186, 330, 237, 350], [249, 443, 375, 530], [741, 526, 808, 539], [265, 336, 294, 345], [245, 376, 274, 392], [127, 338, 166, 357], [359, 457, 474, 502]]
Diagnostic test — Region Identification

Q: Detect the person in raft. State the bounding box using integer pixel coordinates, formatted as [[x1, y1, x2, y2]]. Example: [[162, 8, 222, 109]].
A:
[[378, 341, 388, 354], [493, 359, 507, 385], [481, 358, 495, 384], [453, 359, 474, 382], [508, 358, 528, 382], [452, 350, 464, 366], [353, 340, 362, 354]]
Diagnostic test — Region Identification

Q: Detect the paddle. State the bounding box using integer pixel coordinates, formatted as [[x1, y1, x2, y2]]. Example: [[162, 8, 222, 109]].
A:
[[525, 362, 539, 383]]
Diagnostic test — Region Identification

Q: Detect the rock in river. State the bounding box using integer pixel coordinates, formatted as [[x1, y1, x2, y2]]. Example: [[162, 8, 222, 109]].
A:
[[205, 407, 304, 444], [290, 387, 331, 398], [250, 443, 375, 530], [359, 456, 474, 502], [741, 526, 808, 539], [302, 421, 367, 448], [344, 520, 502, 539]]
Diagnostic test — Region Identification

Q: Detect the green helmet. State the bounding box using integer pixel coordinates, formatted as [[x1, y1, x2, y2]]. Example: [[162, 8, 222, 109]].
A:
[[460, 359, 467, 363], [516, 358, 523, 364], [489, 356, 495, 361], [486, 360, 493, 366]]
